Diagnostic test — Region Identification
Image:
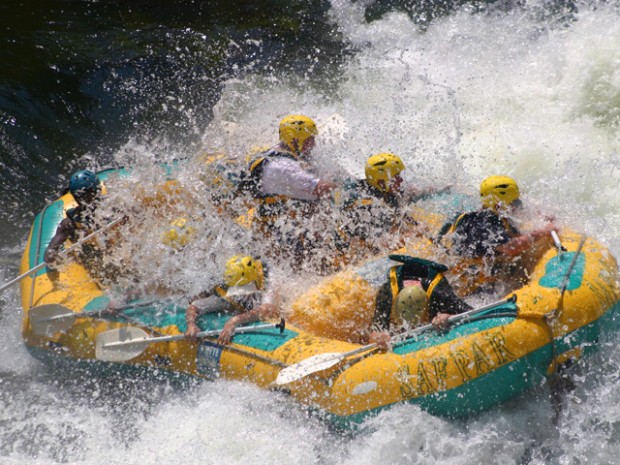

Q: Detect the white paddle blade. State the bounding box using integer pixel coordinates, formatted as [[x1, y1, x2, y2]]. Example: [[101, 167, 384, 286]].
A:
[[95, 327, 150, 362], [29, 304, 76, 336], [275, 352, 345, 385]]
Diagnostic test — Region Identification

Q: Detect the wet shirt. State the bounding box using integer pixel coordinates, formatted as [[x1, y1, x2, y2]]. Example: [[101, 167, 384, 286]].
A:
[[259, 156, 320, 201]]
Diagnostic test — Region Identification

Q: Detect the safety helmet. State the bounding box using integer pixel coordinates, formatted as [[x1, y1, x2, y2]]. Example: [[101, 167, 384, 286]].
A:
[[69, 170, 101, 196], [224, 255, 264, 289], [480, 175, 520, 209], [365, 153, 405, 193], [279, 114, 318, 154], [162, 217, 195, 251], [394, 285, 428, 326]]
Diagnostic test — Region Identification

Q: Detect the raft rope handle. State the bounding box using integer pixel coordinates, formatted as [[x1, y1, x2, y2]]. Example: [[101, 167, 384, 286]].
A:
[[542, 235, 587, 375]]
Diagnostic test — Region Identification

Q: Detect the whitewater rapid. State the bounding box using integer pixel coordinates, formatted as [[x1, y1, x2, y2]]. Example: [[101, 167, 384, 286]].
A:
[[2, 2, 620, 464]]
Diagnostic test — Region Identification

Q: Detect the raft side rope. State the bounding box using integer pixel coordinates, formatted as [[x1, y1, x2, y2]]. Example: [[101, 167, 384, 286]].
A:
[[543, 235, 587, 375]]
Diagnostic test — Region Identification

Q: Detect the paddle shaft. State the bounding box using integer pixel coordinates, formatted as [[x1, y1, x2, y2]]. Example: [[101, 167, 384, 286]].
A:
[[222, 344, 288, 368], [35, 299, 161, 324], [359, 296, 516, 355], [100, 323, 278, 349], [343, 295, 517, 357], [275, 295, 518, 385], [0, 217, 122, 294]]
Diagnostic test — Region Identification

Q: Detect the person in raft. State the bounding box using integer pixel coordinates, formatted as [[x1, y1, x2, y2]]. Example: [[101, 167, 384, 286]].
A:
[[367, 255, 472, 350], [334, 152, 450, 256], [184, 255, 280, 345], [436, 175, 555, 292], [43, 168, 124, 284], [239, 114, 338, 264]]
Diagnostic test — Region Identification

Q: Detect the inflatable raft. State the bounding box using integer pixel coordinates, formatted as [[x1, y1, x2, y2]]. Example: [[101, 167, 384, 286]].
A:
[[17, 170, 620, 427]]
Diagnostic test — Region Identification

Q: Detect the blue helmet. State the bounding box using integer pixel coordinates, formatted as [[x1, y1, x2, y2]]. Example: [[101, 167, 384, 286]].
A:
[[69, 170, 101, 196]]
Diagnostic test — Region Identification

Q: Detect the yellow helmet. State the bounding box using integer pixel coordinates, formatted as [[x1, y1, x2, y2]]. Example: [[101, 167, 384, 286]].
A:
[[480, 175, 520, 209], [162, 217, 195, 251], [394, 285, 428, 326], [224, 255, 264, 289], [279, 114, 318, 154], [365, 153, 405, 193]]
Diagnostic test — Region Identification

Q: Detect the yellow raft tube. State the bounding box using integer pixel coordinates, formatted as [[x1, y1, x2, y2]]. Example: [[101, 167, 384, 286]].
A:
[[18, 170, 620, 427]]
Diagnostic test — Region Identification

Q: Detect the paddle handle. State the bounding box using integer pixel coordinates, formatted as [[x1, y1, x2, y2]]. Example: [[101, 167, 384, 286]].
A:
[[100, 322, 279, 349], [551, 230, 566, 252], [34, 300, 161, 325], [0, 217, 122, 295]]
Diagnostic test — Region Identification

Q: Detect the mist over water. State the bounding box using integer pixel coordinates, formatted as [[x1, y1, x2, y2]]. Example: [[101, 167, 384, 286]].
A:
[[2, 1, 620, 464]]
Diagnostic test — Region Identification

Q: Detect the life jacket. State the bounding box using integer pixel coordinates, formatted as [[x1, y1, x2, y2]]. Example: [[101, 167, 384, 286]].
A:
[[437, 210, 518, 255], [66, 205, 95, 233], [334, 180, 406, 252], [435, 210, 520, 296], [240, 148, 310, 224], [387, 255, 448, 318]]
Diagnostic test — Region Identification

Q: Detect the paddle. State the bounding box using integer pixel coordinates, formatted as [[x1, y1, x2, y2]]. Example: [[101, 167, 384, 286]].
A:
[[0, 217, 122, 295], [275, 295, 517, 385], [551, 230, 567, 253], [96, 318, 286, 362], [29, 300, 160, 336]]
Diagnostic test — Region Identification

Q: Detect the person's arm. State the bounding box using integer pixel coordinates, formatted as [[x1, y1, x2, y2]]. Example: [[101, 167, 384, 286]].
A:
[[217, 302, 279, 345], [185, 303, 202, 339], [372, 282, 393, 332], [184, 289, 215, 339], [261, 158, 332, 201], [428, 276, 472, 331], [313, 179, 337, 198], [44, 218, 75, 263], [407, 185, 452, 203], [497, 223, 555, 258]]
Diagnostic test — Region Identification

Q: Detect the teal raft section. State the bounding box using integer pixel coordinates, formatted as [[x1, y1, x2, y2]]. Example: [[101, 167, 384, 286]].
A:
[[27, 201, 65, 277], [83, 296, 298, 352]]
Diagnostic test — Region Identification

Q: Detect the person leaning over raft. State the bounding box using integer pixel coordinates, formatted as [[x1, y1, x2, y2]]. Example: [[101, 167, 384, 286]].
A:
[[367, 255, 472, 350], [185, 255, 281, 345], [437, 175, 555, 292], [238, 114, 338, 264]]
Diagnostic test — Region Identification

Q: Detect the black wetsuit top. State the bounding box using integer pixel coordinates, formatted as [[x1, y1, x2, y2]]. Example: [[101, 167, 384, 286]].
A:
[[449, 210, 520, 258]]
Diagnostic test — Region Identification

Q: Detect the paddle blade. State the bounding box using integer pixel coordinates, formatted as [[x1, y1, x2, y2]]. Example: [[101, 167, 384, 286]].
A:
[[95, 327, 150, 362], [29, 304, 76, 336], [275, 352, 345, 385]]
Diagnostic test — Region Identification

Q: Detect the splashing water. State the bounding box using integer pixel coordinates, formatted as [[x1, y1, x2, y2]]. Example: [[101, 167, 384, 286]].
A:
[[3, 1, 620, 464]]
